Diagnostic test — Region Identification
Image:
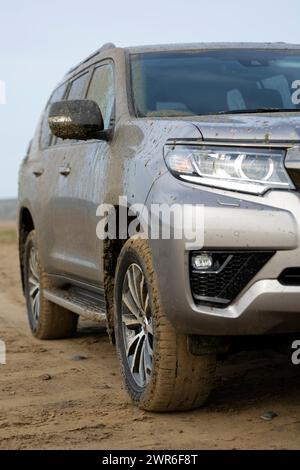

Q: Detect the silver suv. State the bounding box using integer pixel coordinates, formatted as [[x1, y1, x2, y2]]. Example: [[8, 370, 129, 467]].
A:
[[18, 42, 300, 411]]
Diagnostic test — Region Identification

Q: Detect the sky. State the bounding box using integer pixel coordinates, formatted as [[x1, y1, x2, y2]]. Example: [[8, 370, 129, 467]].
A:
[[0, 0, 300, 198]]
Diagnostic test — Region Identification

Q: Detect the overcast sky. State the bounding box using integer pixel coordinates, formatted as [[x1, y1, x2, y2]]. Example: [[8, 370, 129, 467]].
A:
[[0, 0, 300, 198]]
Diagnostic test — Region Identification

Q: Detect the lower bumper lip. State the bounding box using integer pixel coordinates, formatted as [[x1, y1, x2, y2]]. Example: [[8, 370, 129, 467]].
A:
[[178, 279, 300, 336]]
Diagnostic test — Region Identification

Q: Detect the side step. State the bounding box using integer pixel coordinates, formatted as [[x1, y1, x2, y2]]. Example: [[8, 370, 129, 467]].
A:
[[43, 287, 107, 323]]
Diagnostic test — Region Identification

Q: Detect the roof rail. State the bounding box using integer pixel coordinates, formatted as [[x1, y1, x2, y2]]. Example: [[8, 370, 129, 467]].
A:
[[67, 42, 117, 74]]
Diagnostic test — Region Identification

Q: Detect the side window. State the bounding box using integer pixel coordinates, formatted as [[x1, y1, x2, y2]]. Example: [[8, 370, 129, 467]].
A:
[[67, 73, 89, 100], [86, 63, 114, 129], [40, 83, 67, 149], [53, 72, 89, 146]]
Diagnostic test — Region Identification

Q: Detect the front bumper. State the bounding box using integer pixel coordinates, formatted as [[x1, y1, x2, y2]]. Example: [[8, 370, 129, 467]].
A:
[[146, 172, 300, 335]]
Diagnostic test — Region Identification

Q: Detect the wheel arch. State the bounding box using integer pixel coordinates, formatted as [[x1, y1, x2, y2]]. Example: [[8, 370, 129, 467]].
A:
[[102, 204, 129, 341]]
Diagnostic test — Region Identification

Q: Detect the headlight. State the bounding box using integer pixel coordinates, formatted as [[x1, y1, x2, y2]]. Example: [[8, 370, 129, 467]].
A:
[[164, 145, 294, 195]]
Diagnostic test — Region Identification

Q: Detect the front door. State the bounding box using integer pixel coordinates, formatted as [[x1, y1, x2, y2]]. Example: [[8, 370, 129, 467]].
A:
[[46, 61, 115, 286]]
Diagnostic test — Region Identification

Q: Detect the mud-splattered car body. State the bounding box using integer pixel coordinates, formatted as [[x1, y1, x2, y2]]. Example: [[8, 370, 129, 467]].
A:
[[18, 42, 300, 339]]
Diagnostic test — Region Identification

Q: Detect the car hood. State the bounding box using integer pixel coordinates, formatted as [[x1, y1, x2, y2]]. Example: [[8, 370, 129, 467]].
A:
[[191, 112, 300, 143]]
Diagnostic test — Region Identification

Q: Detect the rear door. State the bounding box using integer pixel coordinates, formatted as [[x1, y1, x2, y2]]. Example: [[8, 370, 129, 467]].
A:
[[36, 81, 69, 271]]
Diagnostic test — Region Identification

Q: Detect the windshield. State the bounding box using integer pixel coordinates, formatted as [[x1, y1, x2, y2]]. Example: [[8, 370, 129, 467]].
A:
[[130, 49, 300, 117]]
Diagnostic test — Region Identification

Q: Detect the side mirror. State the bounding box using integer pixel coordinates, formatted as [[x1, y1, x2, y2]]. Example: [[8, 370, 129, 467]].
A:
[[48, 99, 104, 141]]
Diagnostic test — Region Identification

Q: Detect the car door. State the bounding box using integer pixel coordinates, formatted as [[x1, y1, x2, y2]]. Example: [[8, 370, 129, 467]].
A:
[[36, 81, 69, 272], [47, 61, 115, 286], [39, 71, 91, 278]]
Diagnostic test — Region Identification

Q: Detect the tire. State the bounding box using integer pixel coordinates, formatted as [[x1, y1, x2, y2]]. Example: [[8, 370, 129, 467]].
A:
[[114, 238, 216, 412], [24, 230, 78, 339]]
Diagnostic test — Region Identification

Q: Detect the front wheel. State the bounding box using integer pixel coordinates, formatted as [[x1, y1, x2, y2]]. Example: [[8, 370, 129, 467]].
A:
[[114, 238, 216, 412]]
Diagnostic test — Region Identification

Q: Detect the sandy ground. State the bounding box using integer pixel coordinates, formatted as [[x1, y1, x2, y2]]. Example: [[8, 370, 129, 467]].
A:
[[0, 228, 300, 450]]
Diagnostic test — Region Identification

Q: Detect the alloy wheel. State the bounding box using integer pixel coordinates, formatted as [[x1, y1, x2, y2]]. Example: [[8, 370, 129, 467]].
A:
[[28, 246, 40, 324], [121, 263, 153, 387]]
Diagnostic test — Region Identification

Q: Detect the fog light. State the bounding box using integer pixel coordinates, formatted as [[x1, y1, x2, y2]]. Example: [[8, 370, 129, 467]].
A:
[[192, 253, 213, 270]]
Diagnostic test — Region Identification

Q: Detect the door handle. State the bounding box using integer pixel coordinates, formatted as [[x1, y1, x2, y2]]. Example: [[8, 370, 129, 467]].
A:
[[32, 168, 44, 177], [59, 165, 71, 176]]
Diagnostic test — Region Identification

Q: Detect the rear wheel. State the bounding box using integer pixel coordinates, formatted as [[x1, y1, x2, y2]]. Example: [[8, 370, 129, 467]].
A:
[[24, 230, 78, 339], [114, 238, 216, 412]]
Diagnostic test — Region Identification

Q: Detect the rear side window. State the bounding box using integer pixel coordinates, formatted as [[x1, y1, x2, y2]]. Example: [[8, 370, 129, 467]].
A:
[[40, 83, 67, 149], [87, 63, 115, 129]]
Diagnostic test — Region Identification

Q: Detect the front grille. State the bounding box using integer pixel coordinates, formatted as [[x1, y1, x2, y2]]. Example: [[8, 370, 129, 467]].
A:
[[279, 267, 300, 286], [190, 251, 275, 307]]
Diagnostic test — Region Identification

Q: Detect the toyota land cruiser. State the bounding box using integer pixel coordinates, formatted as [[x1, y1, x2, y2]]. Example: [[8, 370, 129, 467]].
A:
[[18, 42, 300, 411]]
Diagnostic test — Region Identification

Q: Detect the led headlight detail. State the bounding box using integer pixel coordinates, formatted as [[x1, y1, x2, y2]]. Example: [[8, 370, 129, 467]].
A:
[[164, 145, 294, 195]]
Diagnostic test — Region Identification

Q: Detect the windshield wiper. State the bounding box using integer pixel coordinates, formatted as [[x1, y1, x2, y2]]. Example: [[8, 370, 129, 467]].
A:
[[214, 108, 300, 115]]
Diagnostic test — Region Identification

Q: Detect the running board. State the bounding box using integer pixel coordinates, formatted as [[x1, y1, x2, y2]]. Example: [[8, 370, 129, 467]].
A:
[[43, 287, 107, 322]]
